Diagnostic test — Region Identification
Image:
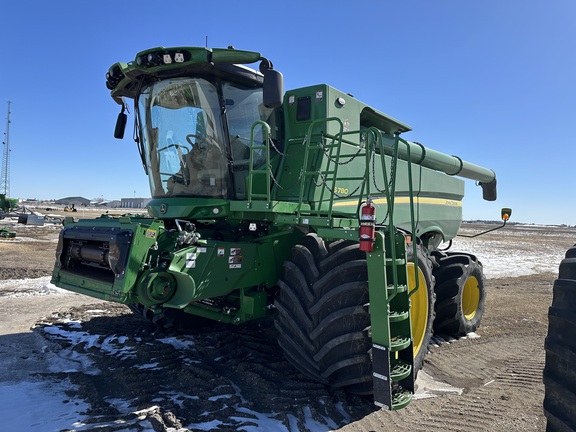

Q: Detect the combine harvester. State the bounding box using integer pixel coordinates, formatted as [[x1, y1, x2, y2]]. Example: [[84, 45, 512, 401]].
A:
[[51, 46, 509, 409]]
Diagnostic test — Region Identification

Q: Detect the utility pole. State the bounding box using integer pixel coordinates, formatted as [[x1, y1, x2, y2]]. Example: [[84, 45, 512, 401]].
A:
[[0, 100, 11, 196]]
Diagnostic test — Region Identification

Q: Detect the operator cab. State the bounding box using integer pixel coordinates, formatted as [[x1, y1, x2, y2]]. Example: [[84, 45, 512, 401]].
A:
[[138, 75, 280, 200], [108, 52, 284, 204]]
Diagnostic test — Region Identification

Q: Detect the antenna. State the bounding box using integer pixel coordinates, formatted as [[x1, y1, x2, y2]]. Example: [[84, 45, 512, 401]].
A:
[[0, 100, 11, 196]]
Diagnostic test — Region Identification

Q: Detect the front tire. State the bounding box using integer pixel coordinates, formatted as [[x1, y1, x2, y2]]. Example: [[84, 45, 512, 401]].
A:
[[274, 234, 373, 394], [407, 244, 436, 371], [432, 252, 486, 336], [544, 245, 576, 432], [274, 234, 436, 395]]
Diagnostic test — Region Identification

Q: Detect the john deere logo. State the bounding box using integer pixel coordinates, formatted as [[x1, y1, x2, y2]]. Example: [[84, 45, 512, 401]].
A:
[[160, 204, 167, 214]]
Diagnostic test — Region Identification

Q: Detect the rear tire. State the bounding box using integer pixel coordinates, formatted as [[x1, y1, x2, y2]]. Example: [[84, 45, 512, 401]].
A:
[[544, 245, 576, 432], [432, 252, 486, 336], [274, 234, 435, 395]]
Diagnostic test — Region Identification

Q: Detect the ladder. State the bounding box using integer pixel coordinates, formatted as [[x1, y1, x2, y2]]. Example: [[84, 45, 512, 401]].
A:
[[367, 230, 415, 409]]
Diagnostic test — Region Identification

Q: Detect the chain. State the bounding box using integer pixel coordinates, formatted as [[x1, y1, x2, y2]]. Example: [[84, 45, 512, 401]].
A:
[[267, 136, 285, 156], [267, 161, 304, 191], [318, 132, 364, 165], [369, 143, 397, 224]]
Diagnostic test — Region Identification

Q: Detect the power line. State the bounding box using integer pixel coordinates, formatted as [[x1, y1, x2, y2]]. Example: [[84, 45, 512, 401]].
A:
[[0, 100, 11, 196]]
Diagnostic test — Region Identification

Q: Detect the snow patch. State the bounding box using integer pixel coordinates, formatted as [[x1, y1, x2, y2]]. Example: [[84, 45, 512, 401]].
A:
[[0, 379, 89, 431], [0, 276, 72, 298]]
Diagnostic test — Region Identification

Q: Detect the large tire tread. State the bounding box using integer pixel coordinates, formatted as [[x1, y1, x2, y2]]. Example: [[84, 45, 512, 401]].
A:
[[274, 234, 373, 394], [544, 245, 576, 431], [432, 251, 485, 336]]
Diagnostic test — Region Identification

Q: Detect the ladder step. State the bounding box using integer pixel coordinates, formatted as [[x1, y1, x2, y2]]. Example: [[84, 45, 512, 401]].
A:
[[386, 258, 405, 266], [387, 284, 407, 295], [391, 388, 413, 410], [390, 359, 412, 381], [388, 310, 409, 322], [390, 336, 411, 352], [337, 176, 365, 181]]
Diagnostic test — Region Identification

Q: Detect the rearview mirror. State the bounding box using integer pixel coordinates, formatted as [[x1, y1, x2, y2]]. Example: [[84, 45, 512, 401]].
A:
[[114, 112, 127, 139], [263, 69, 284, 109]]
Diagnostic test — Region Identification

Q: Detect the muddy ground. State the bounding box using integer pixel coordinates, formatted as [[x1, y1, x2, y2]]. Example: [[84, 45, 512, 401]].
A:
[[0, 214, 568, 431]]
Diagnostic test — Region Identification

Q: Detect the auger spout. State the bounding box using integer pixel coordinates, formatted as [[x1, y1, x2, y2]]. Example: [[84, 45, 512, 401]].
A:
[[380, 137, 497, 201]]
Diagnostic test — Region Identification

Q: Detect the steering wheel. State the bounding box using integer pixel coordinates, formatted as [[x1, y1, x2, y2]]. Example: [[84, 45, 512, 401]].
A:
[[185, 134, 207, 147], [160, 171, 189, 187]]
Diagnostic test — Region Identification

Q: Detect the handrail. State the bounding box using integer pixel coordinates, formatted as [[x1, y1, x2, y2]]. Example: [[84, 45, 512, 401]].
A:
[[246, 121, 272, 205]]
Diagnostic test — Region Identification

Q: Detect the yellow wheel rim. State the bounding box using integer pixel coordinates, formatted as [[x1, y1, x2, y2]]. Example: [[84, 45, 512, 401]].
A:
[[407, 262, 429, 359], [462, 275, 480, 320]]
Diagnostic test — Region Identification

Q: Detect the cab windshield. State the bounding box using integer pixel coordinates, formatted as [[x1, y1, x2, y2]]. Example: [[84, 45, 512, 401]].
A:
[[138, 78, 228, 198]]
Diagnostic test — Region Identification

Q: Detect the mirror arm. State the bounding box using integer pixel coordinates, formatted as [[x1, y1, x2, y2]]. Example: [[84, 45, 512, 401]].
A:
[[457, 219, 509, 238], [458, 207, 512, 238]]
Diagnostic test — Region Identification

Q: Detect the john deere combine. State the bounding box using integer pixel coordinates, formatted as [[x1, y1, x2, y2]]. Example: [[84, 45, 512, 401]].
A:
[[52, 46, 504, 409]]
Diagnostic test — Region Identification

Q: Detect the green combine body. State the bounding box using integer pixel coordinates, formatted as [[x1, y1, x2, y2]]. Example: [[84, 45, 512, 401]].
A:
[[51, 46, 499, 410]]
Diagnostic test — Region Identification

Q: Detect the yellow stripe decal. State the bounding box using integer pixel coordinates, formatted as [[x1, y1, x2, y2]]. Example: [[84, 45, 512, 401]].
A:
[[332, 197, 462, 207]]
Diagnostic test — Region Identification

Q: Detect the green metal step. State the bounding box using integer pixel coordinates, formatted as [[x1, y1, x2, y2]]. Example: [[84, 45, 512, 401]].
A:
[[387, 284, 407, 295], [391, 388, 414, 410], [390, 359, 412, 381], [390, 336, 411, 352], [388, 310, 409, 322]]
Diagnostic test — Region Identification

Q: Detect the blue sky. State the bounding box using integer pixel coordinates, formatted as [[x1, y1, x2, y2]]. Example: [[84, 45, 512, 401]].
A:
[[1, 1, 574, 224]]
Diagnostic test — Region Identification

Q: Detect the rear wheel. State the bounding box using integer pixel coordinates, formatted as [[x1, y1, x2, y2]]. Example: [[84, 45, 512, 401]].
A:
[[543, 245, 576, 432], [274, 234, 435, 395], [432, 252, 485, 336]]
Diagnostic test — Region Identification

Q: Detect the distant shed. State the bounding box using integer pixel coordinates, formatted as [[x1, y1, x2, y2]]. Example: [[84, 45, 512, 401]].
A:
[[55, 197, 90, 207]]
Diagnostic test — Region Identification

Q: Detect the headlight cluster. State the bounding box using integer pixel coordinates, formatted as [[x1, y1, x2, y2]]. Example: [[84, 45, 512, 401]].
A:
[[136, 50, 191, 67], [105, 63, 125, 90]]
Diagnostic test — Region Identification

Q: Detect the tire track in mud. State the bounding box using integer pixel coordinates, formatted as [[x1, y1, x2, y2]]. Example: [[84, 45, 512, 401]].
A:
[[394, 334, 546, 432], [494, 350, 545, 390], [337, 333, 545, 432]]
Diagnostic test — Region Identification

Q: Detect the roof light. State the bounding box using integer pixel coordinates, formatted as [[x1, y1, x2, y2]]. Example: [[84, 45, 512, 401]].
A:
[[147, 53, 158, 65], [105, 64, 125, 90]]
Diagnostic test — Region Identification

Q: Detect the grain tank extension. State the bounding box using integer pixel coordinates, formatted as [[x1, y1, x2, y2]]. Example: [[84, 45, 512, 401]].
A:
[[51, 46, 505, 410]]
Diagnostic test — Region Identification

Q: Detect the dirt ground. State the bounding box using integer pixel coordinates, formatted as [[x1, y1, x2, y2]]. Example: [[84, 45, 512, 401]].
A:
[[0, 214, 564, 431]]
